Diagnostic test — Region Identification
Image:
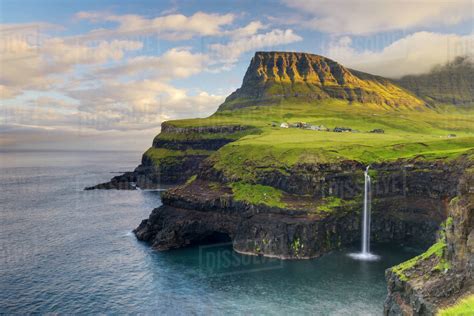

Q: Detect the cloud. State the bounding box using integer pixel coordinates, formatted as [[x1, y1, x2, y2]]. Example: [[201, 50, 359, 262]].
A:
[[0, 24, 143, 98], [95, 48, 208, 80], [34, 96, 77, 109], [326, 32, 474, 78], [283, 0, 473, 35], [209, 29, 302, 64], [225, 21, 265, 38], [75, 11, 235, 41], [67, 79, 225, 131]]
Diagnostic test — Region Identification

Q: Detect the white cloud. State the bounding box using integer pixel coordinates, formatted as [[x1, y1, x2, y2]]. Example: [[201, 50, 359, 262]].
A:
[[95, 48, 208, 80], [327, 32, 474, 78], [75, 11, 235, 41], [226, 21, 265, 38], [284, 0, 473, 35], [0, 25, 143, 98], [67, 79, 225, 131], [210, 29, 302, 64]]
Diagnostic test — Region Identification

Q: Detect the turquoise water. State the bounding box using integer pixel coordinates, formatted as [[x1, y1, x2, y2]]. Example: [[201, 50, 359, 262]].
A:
[[0, 151, 420, 314]]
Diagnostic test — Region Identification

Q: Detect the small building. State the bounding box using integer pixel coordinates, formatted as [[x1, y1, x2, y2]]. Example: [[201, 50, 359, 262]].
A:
[[333, 127, 352, 132], [290, 122, 306, 128], [308, 125, 329, 131], [447, 134, 457, 138], [370, 128, 385, 134], [280, 122, 289, 128]]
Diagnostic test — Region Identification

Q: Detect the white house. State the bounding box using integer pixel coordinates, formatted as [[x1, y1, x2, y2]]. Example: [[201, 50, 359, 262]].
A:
[[280, 122, 289, 128]]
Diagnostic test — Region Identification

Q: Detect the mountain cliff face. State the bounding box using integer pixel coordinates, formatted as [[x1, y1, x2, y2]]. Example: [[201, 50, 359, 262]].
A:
[[221, 52, 424, 110], [396, 56, 474, 106]]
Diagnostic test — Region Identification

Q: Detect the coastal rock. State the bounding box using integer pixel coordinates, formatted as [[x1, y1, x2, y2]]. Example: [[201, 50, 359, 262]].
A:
[[134, 159, 466, 259], [383, 168, 474, 315]]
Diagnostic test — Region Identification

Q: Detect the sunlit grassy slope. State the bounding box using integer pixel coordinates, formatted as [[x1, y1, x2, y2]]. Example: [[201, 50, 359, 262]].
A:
[[156, 99, 474, 179], [437, 295, 474, 316]]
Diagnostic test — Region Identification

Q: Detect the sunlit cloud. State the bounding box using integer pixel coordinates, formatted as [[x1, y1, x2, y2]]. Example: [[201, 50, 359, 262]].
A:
[[283, 0, 473, 35], [327, 32, 474, 78]]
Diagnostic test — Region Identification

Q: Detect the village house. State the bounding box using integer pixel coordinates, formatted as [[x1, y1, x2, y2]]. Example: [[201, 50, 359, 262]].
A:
[[333, 127, 352, 132], [308, 125, 329, 131], [280, 122, 289, 128]]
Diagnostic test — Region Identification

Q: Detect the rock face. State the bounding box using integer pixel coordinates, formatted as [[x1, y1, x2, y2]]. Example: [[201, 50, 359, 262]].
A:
[[383, 168, 473, 315], [85, 124, 255, 190], [221, 51, 424, 110], [134, 157, 470, 259]]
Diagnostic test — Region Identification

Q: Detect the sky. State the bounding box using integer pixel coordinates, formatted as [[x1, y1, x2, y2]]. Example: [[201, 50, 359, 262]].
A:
[[0, 0, 473, 151]]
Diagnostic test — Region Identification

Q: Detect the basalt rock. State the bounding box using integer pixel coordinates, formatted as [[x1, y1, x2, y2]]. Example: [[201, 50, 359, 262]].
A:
[[134, 157, 472, 260], [85, 124, 253, 190], [384, 168, 474, 315]]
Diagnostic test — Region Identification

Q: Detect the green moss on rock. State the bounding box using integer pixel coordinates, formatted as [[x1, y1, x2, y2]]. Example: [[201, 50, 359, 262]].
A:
[[391, 240, 447, 282], [230, 182, 286, 208]]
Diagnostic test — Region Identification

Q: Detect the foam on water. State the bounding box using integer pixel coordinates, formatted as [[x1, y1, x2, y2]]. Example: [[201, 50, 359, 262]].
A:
[[348, 252, 381, 261]]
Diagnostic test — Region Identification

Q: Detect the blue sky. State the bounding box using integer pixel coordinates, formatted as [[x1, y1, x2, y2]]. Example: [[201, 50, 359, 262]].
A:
[[1, 0, 473, 150]]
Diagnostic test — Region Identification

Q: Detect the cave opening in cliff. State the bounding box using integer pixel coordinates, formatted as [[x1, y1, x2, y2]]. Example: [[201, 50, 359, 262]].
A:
[[189, 231, 232, 247]]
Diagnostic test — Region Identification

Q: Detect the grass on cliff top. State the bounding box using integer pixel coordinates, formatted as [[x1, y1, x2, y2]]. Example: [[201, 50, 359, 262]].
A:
[[437, 295, 474, 316], [167, 99, 474, 135], [144, 148, 214, 166], [158, 99, 474, 179], [391, 240, 447, 282], [211, 130, 474, 181], [230, 182, 286, 208]]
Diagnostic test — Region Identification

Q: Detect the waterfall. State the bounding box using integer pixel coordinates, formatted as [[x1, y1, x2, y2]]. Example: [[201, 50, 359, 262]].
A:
[[348, 166, 379, 261], [361, 166, 371, 254]]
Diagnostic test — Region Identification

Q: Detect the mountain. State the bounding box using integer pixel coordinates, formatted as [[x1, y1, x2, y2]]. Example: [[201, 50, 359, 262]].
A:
[[221, 51, 424, 110], [87, 51, 474, 191], [396, 56, 474, 106]]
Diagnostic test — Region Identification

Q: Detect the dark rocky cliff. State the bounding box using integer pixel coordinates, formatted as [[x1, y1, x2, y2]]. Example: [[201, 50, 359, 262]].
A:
[[384, 168, 473, 315], [134, 156, 471, 258], [85, 123, 257, 190]]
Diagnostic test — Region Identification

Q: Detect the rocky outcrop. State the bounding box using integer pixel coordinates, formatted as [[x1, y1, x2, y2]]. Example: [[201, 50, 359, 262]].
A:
[[85, 124, 255, 190], [134, 157, 471, 259], [384, 168, 474, 315]]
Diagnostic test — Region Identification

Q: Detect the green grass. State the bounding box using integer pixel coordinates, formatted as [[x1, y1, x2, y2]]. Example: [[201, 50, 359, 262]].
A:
[[230, 182, 286, 208], [153, 99, 474, 181], [437, 295, 474, 316], [211, 129, 474, 180], [185, 175, 197, 185], [144, 148, 214, 166], [317, 197, 344, 213], [391, 240, 446, 281], [154, 128, 260, 142]]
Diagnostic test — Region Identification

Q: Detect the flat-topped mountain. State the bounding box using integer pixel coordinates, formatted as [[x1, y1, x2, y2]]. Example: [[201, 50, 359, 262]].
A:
[[222, 51, 424, 110]]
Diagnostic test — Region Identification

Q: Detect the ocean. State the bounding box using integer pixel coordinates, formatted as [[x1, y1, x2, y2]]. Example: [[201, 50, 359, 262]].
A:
[[0, 150, 420, 314]]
